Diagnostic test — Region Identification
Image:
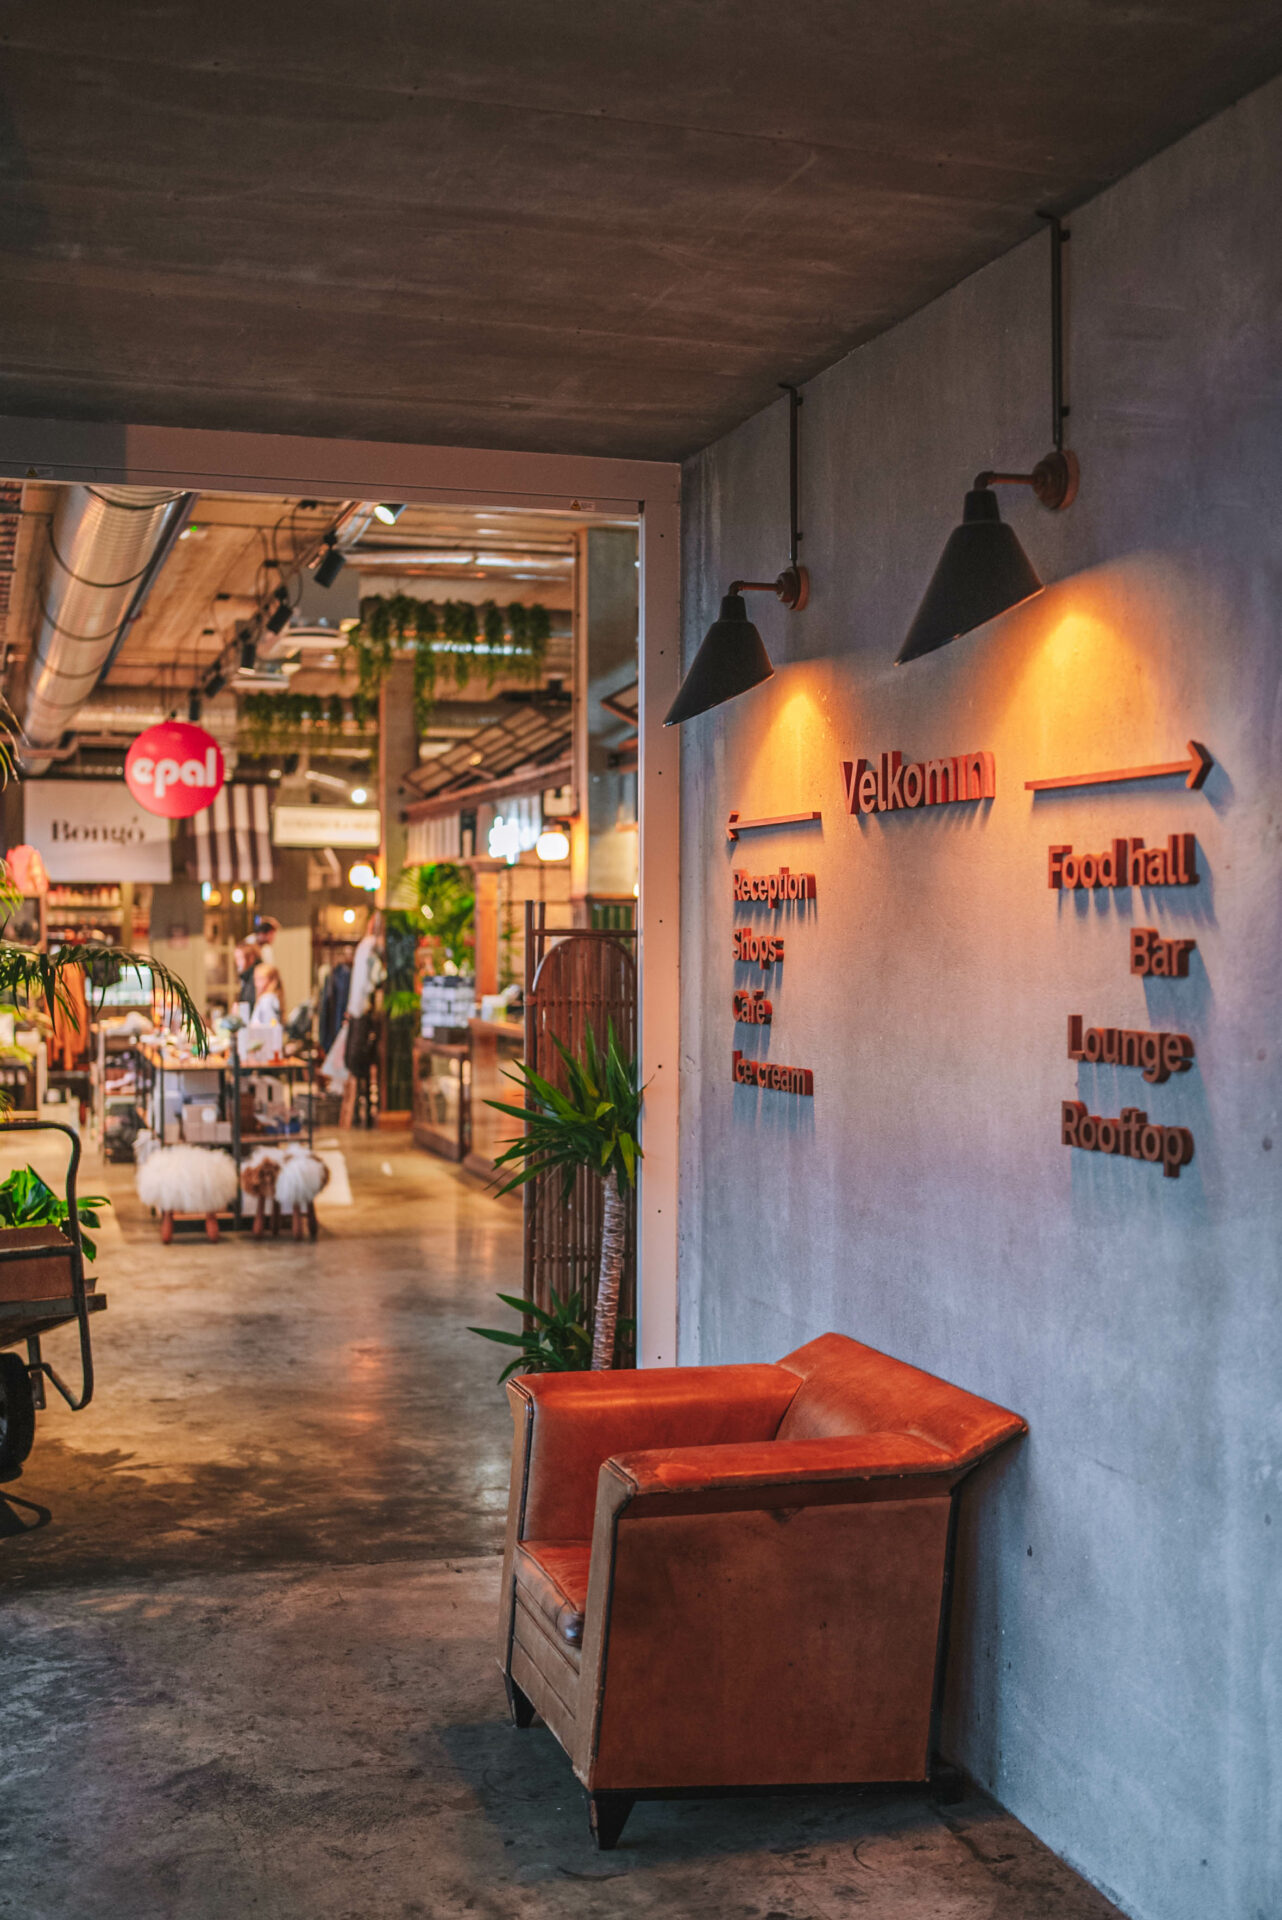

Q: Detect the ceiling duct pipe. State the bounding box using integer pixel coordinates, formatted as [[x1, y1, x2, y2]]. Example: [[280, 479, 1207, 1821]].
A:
[[69, 688, 241, 744], [20, 484, 194, 773]]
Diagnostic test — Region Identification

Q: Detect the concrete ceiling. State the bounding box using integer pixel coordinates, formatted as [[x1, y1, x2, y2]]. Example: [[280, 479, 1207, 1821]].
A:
[[2, 4, 1281, 460]]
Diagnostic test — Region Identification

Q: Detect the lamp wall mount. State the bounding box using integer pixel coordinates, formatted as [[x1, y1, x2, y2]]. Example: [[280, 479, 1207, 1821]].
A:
[[975, 448, 1079, 513]]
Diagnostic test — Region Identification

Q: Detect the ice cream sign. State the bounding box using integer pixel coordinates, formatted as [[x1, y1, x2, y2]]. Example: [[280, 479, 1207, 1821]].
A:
[[124, 721, 225, 819]]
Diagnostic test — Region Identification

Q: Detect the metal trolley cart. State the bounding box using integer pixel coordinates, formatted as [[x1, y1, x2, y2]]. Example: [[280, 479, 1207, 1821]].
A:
[[0, 1119, 104, 1476]]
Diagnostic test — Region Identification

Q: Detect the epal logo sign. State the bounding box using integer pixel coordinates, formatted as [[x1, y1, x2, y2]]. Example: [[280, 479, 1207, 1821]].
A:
[[124, 722, 226, 819]]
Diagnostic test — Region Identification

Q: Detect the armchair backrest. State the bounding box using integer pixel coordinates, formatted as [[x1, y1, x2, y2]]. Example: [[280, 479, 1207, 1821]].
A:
[[774, 1333, 1025, 1467]]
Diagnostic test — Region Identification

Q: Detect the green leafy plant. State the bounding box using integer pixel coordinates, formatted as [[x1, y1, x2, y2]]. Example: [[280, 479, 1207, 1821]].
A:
[[344, 595, 552, 730], [389, 863, 475, 968], [0, 937, 206, 1055], [239, 689, 371, 750], [0, 1165, 110, 1262], [485, 1022, 641, 1370], [469, 1288, 634, 1384]]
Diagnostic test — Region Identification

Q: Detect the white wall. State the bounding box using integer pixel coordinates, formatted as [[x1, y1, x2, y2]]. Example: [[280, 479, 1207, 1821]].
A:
[[678, 75, 1282, 1920]]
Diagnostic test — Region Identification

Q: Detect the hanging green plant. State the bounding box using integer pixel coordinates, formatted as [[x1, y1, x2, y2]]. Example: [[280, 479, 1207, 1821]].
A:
[[342, 593, 553, 724], [235, 690, 371, 747]]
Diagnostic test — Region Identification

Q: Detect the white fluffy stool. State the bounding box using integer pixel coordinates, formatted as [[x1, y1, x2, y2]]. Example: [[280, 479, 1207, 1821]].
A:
[[136, 1144, 239, 1243], [241, 1145, 329, 1241]]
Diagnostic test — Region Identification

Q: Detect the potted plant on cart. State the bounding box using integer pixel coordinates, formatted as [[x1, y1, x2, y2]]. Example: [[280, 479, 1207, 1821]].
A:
[[471, 1021, 641, 1375]]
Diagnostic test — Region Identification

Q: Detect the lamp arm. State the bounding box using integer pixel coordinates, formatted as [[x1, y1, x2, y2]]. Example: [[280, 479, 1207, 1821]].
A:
[[972, 470, 1035, 489]]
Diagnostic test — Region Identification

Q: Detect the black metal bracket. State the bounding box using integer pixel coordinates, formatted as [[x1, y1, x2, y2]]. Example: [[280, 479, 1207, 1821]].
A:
[[1036, 211, 1071, 452], [727, 383, 810, 610]]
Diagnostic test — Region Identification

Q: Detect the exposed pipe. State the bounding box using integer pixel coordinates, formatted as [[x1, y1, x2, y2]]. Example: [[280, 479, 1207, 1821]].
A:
[[69, 688, 240, 743], [21, 484, 192, 772]]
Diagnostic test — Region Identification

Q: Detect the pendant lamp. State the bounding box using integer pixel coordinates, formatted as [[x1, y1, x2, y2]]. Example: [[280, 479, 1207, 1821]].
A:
[[665, 385, 809, 726], [897, 215, 1079, 665]]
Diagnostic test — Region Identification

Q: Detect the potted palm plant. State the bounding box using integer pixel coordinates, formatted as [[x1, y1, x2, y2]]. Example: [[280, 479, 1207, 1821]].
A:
[[476, 1021, 641, 1372]]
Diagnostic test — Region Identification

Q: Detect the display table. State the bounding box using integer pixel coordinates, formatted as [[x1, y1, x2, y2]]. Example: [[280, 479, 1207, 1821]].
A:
[[464, 1017, 523, 1181]]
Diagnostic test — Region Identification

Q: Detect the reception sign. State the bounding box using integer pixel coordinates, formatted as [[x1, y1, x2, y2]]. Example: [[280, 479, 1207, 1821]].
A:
[[24, 779, 173, 883]]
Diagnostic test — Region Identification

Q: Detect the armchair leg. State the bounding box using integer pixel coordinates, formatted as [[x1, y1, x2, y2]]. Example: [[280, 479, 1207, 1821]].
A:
[[587, 1792, 635, 1850], [505, 1676, 535, 1729]]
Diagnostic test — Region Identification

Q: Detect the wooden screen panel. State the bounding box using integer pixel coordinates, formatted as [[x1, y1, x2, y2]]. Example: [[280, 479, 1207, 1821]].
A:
[[522, 903, 637, 1361]]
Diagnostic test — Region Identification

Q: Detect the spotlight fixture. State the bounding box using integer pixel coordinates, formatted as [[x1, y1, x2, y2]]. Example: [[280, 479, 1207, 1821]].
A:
[[312, 532, 345, 589], [265, 587, 292, 636], [665, 384, 808, 726], [204, 668, 225, 698], [238, 626, 258, 671], [897, 215, 1079, 665], [374, 502, 406, 526], [350, 786, 368, 805], [187, 690, 202, 723]]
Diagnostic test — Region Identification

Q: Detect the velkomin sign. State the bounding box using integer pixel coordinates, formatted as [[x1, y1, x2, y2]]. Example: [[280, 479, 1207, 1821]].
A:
[[23, 780, 174, 884]]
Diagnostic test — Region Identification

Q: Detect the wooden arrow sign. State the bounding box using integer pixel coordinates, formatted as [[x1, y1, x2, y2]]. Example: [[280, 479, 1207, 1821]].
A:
[[1025, 740, 1213, 794], [726, 809, 822, 842]]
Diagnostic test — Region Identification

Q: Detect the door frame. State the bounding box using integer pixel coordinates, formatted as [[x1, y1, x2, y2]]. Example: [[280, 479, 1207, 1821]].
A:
[[0, 415, 682, 1366]]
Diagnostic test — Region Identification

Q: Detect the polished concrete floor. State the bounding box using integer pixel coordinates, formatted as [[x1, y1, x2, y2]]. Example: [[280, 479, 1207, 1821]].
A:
[[0, 1130, 1125, 1918]]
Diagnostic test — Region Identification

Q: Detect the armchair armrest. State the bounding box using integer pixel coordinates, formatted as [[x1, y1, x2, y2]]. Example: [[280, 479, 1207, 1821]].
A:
[[602, 1431, 959, 1515], [509, 1364, 799, 1542]]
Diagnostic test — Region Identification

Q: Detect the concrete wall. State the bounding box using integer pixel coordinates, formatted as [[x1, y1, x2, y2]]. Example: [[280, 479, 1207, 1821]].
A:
[[677, 76, 1281, 1920]]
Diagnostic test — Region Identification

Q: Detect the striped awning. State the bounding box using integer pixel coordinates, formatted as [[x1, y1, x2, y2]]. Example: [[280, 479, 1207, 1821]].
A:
[[194, 784, 274, 885]]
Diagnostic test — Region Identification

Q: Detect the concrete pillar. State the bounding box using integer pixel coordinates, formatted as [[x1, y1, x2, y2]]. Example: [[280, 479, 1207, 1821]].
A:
[[378, 657, 417, 904], [572, 528, 639, 913], [147, 880, 208, 1019]]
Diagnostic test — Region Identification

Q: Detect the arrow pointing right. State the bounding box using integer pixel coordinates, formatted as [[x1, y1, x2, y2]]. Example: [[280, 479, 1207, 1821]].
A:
[[1025, 739, 1213, 794]]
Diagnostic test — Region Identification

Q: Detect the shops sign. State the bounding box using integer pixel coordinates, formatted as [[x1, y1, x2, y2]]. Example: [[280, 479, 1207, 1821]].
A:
[[124, 722, 225, 819]]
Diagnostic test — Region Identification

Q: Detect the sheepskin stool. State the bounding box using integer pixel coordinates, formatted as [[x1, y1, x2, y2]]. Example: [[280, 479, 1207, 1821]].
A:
[[136, 1142, 239, 1243], [241, 1145, 329, 1241]]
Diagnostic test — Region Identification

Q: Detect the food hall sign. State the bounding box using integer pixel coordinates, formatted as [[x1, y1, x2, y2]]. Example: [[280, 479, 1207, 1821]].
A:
[[124, 721, 225, 819]]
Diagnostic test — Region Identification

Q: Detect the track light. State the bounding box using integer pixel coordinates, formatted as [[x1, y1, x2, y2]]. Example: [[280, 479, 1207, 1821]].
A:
[[897, 215, 1079, 664], [666, 385, 807, 726], [187, 690, 202, 723], [238, 627, 258, 671], [374, 503, 405, 526], [312, 533, 345, 588], [204, 669, 225, 698], [265, 587, 292, 636]]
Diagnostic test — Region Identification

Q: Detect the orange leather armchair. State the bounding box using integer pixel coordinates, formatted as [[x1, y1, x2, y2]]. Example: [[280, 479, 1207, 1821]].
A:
[[498, 1332, 1026, 1846]]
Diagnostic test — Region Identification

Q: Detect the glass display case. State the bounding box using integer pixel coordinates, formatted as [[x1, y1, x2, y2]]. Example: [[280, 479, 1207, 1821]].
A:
[[411, 1037, 470, 1161]]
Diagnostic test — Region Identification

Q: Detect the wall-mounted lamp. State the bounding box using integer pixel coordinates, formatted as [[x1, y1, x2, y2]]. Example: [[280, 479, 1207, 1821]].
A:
[[897, 215, 1078, 665], [665, 384, 809, 726]]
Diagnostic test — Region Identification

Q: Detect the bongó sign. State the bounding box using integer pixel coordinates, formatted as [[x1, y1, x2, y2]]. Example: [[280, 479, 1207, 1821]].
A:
[[124, 722, 225, 819]]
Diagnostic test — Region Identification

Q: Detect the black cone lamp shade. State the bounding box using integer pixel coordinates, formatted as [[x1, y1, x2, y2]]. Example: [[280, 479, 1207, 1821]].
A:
[[897, 486, 1044, 665], [664, 593, 774, 726]]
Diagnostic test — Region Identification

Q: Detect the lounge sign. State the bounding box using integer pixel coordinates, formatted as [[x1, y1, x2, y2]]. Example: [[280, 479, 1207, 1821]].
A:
[[124, 722, 225, 819]]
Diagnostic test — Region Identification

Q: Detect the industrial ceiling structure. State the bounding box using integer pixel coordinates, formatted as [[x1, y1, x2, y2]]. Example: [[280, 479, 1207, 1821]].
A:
[[2, 5, 1281, 459]]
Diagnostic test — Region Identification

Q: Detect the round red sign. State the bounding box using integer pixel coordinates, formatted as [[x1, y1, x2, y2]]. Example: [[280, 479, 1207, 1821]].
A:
[[124, 722, 226, 819]]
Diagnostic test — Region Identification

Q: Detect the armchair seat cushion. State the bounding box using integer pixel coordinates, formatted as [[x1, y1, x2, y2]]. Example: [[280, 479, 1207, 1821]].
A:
[[515, 1541, 592, 1650]]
